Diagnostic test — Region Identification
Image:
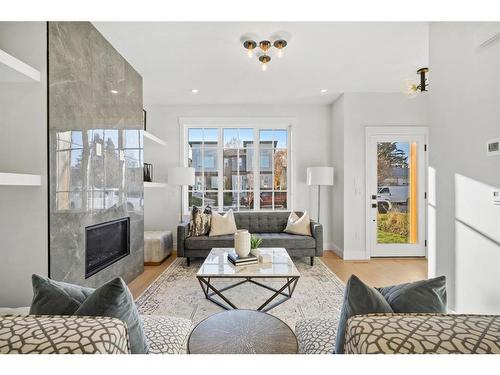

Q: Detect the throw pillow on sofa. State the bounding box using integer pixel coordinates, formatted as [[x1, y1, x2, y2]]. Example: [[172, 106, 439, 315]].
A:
[[335, 275, 448, 354], [377, 275, 447, 313], [284, 211, 312, 236], [209, 209, 237, 236], [74, 277, 148, 354], [30, 274, 95, 315], [29, 274, 148, 354], [188, 205, 212, 236], [335, 275, 393, 354]]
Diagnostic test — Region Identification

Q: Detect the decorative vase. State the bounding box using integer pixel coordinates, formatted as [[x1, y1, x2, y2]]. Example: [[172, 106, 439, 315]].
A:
[[234, 229, 251, 258]]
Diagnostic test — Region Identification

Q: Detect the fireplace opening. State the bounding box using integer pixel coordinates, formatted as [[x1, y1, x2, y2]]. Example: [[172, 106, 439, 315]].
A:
[[85, 217, 130, 279]]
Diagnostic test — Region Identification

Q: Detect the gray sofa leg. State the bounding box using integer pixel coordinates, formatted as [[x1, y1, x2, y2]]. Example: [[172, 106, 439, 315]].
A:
[[186, 257, 190, 267], [310, 256, 314, 266]]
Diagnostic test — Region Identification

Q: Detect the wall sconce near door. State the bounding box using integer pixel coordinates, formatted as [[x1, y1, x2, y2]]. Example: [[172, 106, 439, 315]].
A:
[[404, 67, 429, 98]]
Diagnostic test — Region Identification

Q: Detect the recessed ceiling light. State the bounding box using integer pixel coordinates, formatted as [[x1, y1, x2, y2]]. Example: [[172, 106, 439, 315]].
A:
[[191, 89, 199, 94], [110, 89, 119, 94], [320, 89, 328, 93]]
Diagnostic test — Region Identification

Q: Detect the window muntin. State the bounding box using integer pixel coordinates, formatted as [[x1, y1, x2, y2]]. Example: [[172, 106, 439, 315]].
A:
[[186, 126, 289, 212]]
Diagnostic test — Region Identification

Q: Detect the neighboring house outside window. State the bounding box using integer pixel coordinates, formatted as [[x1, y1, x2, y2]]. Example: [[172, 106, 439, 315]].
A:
[[184, 124, 290, 212]]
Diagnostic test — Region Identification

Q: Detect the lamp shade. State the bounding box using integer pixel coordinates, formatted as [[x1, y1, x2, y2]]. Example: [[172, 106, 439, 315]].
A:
[[167, 167, 195, 186], [306, 167, 334, 186]]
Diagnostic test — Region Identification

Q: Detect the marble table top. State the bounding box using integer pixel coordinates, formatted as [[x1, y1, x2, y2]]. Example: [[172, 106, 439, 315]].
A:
[[196, 248, 301, 278]]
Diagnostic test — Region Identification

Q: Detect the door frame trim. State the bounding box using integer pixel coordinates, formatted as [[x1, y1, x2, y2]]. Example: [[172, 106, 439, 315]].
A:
[[365, 126, 429, 258]]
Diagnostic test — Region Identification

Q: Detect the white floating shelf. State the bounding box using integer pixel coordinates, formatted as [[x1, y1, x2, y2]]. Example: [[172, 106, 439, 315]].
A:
[[0, 49, 41, 82], [144, 182, 167, 188], [0, 173, 42, 186], [144, 131, 166, 146]]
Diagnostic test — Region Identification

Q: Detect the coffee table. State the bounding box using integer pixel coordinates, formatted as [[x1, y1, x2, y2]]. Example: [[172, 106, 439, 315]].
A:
[[187, 309, 298, 354], [196, 248, 300, 312]]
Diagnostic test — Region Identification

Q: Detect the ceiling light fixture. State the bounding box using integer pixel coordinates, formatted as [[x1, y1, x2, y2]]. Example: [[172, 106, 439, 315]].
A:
[[191, 89, 199, 94], [110, 89, 119, 94], [242, 36, 288, 71], [259, 55, 271, 71], [273, 40, 287, 58], [320, 89, 328, 93], [243, 40, 257, 57]]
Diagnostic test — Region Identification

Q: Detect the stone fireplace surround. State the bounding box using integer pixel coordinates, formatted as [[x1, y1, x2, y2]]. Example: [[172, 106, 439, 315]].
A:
[[48, 21, 144, 287]]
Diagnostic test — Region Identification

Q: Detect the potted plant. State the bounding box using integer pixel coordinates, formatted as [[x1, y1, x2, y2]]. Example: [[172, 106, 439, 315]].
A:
[[250, 235, 263, 257]]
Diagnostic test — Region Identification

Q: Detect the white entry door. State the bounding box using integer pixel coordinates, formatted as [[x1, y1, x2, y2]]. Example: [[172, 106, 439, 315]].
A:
[[365, 127, 427, 257]]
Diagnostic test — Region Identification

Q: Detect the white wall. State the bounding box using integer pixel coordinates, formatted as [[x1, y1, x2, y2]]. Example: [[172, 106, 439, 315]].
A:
[[331, 95, 344, 257], [331, 93, 429, 260], [143, 104, 334, 248], [0, 22, 48, 307], [429, 22, 500, 313]]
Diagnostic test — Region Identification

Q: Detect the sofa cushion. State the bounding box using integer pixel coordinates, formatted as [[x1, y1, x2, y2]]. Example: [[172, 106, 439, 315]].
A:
[[256, 233, 315, 249], [141, 315, 192, 354], [185, 232, 315, 250], [284, 211, 312, 236], [335, 275, 393, 354], [29, 274, 94, 315], [234, 211, 295, 233], [377, 276, 447, 313], [209, 210, 238, 236], [0, 315, 129, 354], [296, 317, 339, 354], [74, 277, 148, 354], [185, 235, 234, 249], [188, 206, 212, 237], [344, 313, 500, 354]]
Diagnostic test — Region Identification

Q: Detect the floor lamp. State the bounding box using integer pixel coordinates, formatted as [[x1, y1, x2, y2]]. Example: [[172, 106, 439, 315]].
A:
[[168, 166, 195, 223], [306, 167, 334, 223]]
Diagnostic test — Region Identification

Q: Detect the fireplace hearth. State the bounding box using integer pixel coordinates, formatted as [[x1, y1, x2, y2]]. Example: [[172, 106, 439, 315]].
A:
[[85, 217, 130, 279]]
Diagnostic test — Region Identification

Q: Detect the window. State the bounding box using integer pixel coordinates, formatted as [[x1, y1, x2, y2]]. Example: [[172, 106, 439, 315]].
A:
[[186, 125, 290, 212]]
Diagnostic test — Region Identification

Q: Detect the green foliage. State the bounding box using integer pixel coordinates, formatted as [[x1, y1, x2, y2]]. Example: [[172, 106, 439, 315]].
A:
[[377, 231, 408, 244], [250, 235, 263, 250], [378, 212, 409, 238]]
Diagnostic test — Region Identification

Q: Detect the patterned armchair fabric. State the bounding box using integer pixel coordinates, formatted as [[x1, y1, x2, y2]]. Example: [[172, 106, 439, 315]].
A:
[[344, 313, 500, 354], [296, 313, 500, 354], [295, 317, 338, 354], [141, 315, 192, 354], [0, 315, 130, 354]]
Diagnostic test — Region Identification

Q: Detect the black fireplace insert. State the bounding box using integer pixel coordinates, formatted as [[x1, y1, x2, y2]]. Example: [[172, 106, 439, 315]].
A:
[[85, 217, 130, 278]]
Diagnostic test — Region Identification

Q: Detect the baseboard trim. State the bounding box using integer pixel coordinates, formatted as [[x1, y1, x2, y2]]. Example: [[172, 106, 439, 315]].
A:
[[329, 243, 344, 259]]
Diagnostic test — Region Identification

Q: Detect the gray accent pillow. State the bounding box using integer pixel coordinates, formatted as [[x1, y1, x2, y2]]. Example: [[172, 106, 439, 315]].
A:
[[74, 277, 148, 354], [335, 275, 393, 354], [377, 275, 447, 313], [30, 274, 94, 315]]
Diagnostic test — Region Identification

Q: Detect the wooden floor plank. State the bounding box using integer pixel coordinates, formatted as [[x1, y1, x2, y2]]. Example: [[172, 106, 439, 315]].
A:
[[128, 250, 428, 299]]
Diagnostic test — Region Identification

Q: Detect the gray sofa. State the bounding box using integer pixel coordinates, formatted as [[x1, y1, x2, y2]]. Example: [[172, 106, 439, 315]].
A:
[[177, 211, 323, 266]]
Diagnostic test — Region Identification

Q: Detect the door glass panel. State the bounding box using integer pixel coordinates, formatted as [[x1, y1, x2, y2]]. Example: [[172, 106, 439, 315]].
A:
[[376, 142, 418, 244]]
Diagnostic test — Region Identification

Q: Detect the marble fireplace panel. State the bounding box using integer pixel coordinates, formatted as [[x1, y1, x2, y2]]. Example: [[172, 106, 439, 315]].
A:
[[48, 22, 144, 287]]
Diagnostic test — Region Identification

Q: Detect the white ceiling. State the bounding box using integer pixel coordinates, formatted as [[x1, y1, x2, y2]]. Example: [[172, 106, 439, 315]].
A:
[[93, 22, 429, 106]]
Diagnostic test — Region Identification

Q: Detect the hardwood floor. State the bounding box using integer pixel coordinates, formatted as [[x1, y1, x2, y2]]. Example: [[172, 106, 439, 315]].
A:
[[128, 253, 177, 299], [128, 251, 428, 299], [321, 251, 427, 287]]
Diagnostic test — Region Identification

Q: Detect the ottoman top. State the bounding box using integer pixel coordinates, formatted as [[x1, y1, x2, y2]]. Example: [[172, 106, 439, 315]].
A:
[[144, 231, 172, 239]]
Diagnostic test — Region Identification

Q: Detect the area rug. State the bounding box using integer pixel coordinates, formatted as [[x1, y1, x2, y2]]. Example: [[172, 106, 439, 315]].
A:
[[136, 257, 345, 331]]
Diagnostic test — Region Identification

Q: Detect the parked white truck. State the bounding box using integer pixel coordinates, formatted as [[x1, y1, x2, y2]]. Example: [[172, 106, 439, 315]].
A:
[[377, 185, 409, 213]]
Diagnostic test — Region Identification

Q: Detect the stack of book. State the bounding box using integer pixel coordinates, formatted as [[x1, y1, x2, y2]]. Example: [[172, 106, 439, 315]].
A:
[[228, 252, 258, 266]]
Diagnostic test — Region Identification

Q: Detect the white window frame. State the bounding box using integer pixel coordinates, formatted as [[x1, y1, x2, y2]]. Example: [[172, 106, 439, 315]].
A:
[[179, 117, 295, 214]]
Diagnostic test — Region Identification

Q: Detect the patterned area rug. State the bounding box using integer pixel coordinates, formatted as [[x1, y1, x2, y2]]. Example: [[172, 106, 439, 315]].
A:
[[136, 257, 345, 331]]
